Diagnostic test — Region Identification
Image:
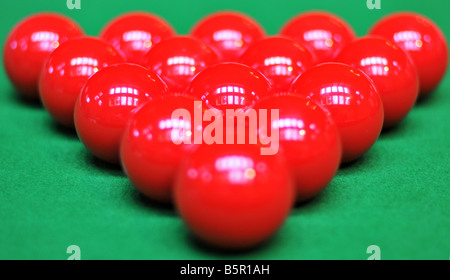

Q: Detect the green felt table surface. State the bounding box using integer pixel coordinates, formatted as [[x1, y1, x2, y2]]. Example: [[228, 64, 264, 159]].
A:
[[0, 0, 449, 260]]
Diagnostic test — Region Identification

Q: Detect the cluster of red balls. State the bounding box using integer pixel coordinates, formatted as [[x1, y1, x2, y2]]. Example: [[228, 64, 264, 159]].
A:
[[3, 10, 448, 250]]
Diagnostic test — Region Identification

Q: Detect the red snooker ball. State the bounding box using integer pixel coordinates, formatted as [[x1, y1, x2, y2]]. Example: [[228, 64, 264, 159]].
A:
[[142, 36, 220, 94], [185, 62, 272, 114], [369, 12, 448, 97], [254, 94, 341, 202], [120, 94, 203, 203], [290, 63, 384, 163], [100, 12, 176, 65], [190, 11, 266, 62], [174, 144, 294, 249], [335, 36, 419, 129], [3, 13, 84, 100], [280, 11, 356, 64], [74, 63, 168, 164], [239, 36, 317, 94], [39, 37, 126, 128]]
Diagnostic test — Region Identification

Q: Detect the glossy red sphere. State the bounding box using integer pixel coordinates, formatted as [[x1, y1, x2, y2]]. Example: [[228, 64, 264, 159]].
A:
[[335, 36, 419, 129], [3, 13, 84, 100], [280, 11, 356, 63], [142, 36, 220, 94], [120, 94, 203, 203], [369, 12, 449, 96], [190, 11, 266, 62], [185, 62, 272, 114], [254, 94, 341, 201], [174, 144, 294, 249], [74, 63, 168, 164], [100, 12, 176, 65], [239, 36, 316, 94], [290, 63, 384, 163], [39, 37, 126, 128]]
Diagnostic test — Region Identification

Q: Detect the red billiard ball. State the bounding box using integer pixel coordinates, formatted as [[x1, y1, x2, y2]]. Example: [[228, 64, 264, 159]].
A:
[[290, 63, 384, 163], [240, 36, 316, 93], [174, 144, 294, 249], [185, 62, 272, 114], [142, 36, 220, 94], [120, 94, 203, 203], [368, 12, 448, 96], [74, 63, 168, 164], [100, 12, 176, 65], [190, 11, 266, 62], [39, 37, 126, 128], [279, 11, 356, 63], [335, 36, 419, 129], [3, 13, 84, 100], [254, 94, 341, 202]]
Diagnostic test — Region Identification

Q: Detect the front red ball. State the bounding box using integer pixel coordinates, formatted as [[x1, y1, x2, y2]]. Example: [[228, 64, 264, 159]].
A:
[[335, 36, 419, 129], [120, 95, 203, 203], [240, 36, 316, 94], [39, 37, 126, 128], [142, 36, 220, 94], [174, 144, 294, 250], [74, 63, 168, 164], [254, 94, 341, 201], [290, 63, 384, 163], [279, 11, 356, 63], [190, 11, 266, 62], [100, 12, 176, 65], [185, 62, 272, 114], [369, 12, 448, 96], [3, 13, 84, 100]]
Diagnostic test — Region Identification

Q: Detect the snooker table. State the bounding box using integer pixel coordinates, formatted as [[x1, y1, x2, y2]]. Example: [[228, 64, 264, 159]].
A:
[[0, 0, 449, 261]]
